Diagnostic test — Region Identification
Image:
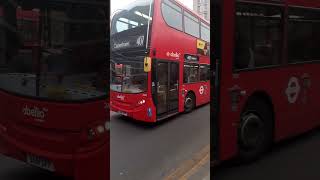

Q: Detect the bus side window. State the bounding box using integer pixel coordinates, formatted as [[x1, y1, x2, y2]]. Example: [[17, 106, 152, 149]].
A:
[[200, 65, 209, 81], [234, 9, 252, 70], [161, 0, 183, 31], [184, 63, 200, 83], [288, 8, 320, 63], [200, 22, 210, 42], [234, 3, 283, 70], [184, 11, 200, 38]]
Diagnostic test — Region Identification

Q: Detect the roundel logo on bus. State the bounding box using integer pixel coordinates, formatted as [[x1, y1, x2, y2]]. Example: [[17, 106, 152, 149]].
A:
[[285, 77, 301, 104], [199, 86, 204, 95]]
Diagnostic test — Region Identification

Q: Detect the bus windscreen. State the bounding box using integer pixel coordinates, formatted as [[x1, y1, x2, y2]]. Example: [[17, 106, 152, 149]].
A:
[[110, 0, 153, 94], [110, 56, 147, 94], [0, 3, 108, 102]]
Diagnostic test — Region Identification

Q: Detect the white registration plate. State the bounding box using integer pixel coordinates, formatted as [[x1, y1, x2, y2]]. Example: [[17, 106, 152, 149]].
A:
[[26, 154, 55, 172], [118, 111, 128, 116]]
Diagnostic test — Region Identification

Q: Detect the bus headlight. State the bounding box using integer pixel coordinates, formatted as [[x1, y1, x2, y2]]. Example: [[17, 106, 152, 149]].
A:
[[138, 99, 146, 105], [87, 121, 110, 140], [96, 125, 105, 134]]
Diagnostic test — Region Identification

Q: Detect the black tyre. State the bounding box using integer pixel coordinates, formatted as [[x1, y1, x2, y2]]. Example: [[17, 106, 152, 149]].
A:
[[237, 98, 273, 162], [184, 93, 195, 113]]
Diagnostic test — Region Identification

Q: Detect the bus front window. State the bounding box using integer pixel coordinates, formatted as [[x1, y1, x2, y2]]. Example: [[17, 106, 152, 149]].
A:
[[111, 0, 153, 36], [0, 4, 107, 102], [110, 0, 153, 94]]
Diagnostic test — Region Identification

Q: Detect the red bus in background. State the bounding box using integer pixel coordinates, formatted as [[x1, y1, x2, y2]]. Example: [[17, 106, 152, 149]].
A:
[[16, 8, 39, 48], [110, 0, 210, 122], [0, 1, 108, 180], [213, 0, 320, 163]]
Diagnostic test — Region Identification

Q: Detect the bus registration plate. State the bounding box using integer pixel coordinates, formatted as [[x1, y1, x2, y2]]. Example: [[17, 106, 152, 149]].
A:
[[27, 154, 55, 172]]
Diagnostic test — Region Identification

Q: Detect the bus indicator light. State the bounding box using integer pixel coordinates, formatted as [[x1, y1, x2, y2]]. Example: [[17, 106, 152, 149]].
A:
[[144, 57, 152, 72]]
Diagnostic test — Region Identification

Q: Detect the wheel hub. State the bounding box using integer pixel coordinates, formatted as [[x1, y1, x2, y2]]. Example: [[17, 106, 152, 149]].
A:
[[240, 113, 265, 149]]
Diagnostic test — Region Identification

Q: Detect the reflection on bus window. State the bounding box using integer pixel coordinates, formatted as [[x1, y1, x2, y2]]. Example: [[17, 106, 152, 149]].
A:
[[111, 0, 153, 35], [234, 3, 282, 70], [184, 63, 199, 83], [0, 4, 107, 101], [161, 0, 183, 31], [50, 11, 66, 46], [110, 61, 147, 93], [200, 65, 210, 81]]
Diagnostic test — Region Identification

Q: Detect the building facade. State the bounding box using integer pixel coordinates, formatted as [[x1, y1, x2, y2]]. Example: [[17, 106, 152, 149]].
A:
[[193, 0, 210, 21]]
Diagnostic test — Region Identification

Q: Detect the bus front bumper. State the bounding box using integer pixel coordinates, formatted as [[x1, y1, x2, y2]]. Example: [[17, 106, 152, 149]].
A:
[[0, 126, 109, 179], [110, 101, 155, 122]]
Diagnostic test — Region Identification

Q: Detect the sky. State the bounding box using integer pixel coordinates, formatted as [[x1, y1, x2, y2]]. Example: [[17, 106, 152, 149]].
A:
[[111, 0, 193, 15]]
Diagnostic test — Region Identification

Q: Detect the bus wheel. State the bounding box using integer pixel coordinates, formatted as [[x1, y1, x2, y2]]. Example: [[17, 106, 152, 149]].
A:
[[238, 100, 273, 162], [184, 93, 195, 113]]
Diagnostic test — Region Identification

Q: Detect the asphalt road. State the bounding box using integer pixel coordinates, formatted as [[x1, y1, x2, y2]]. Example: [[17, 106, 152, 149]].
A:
[[111, 105, 210, 180], [214, 129, 320, 180]]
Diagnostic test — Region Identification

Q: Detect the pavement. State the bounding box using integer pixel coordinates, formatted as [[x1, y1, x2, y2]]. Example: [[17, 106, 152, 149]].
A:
[[214, 129, 320, 180], [203, 174, 210, 180], [111, 104, 210, 180]]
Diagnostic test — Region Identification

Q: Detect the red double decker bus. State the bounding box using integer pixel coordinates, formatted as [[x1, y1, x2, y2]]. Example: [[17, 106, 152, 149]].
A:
[[110, 0, 210, 122], [0, 1, 108, 179], [213, 0, 320, 163]]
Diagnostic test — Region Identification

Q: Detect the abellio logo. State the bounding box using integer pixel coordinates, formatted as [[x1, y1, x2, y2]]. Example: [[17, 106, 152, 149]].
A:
[[22, 105, 48, 121], [166, 52, 180, 59]]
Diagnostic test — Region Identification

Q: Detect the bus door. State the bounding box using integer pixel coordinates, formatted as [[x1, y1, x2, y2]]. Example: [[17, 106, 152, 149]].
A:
[[156, 60, 179, 118], [212, 0, 221, 163]]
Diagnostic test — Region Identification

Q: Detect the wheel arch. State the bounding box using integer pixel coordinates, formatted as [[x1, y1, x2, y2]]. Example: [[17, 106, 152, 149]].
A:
[[186, 90, 196, 104], [243, 91, 275, 139]]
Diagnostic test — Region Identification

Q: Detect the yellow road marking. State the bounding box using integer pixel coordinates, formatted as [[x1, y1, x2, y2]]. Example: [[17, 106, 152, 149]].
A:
[[163, 144, 210, 180], [180, 153, 210, 180]]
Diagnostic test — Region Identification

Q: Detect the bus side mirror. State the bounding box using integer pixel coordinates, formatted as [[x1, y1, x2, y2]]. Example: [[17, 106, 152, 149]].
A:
[[144, 57, 151, 72]]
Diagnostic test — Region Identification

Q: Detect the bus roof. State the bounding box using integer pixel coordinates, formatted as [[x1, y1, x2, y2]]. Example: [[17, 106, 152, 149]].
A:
[[172, 0, 210, 25]]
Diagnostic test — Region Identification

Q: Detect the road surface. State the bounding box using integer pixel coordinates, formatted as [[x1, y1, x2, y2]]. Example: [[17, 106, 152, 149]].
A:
[[0, 155, 70, 180], [111, 105, 210, 180], [214, 129, 320, 180]]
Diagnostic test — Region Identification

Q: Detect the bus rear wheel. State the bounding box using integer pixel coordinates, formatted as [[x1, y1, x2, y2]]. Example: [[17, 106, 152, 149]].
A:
[[184, 93, 195, 113], [238, 99, 273, 162]]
